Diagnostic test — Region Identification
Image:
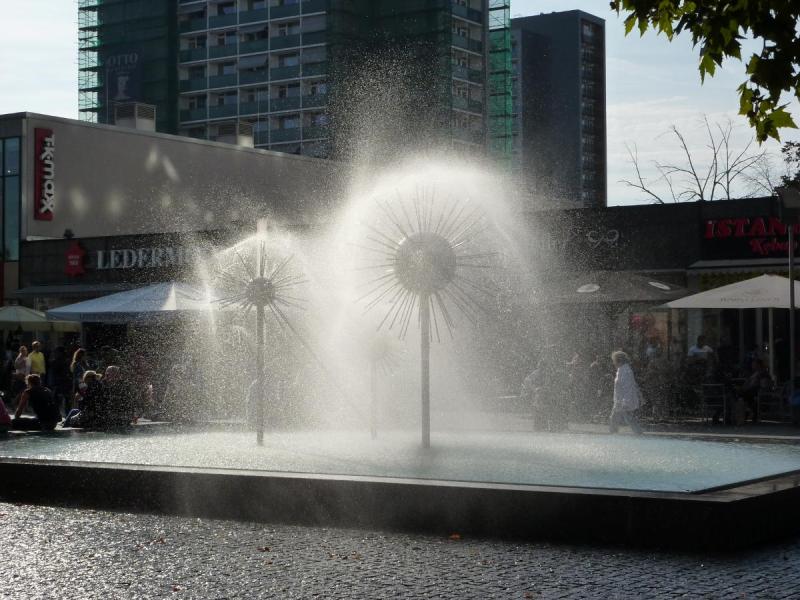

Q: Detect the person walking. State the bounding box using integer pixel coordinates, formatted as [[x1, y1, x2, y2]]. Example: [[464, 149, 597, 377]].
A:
[[28, 341, 46, 378], [69, 348, 89, 414], [12, 345, 30, 404], [609, 351, 643, 435]]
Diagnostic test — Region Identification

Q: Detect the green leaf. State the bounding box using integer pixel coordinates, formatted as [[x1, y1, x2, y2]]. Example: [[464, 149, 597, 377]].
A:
[[624, 14, 636, 35], [771, 107, 798, 130]]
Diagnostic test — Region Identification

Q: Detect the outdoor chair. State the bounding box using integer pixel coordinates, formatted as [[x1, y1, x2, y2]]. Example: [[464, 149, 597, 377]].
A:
[[700, 384, 727, 424], [757, 389, 786, 422]]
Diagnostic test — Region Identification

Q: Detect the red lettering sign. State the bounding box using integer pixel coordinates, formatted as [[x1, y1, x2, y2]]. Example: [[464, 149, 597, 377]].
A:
[[65, 241, 86, 277], [34, 128, 55, 221]]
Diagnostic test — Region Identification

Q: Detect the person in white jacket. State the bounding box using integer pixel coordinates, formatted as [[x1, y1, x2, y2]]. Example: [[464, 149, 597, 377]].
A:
[[609, 351, 643, 434]]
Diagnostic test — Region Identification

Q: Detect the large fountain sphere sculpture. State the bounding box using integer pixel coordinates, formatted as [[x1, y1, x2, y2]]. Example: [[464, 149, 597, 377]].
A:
[[359, 191, 496, 448], [394, 232, 458, 294]]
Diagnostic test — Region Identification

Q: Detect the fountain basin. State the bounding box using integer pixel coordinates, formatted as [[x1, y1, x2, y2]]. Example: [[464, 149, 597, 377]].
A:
[[3, 429, 800, 549]]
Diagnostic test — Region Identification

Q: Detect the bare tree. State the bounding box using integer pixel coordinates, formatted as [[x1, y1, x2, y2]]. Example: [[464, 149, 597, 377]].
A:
[[621, 117, 775, 203]]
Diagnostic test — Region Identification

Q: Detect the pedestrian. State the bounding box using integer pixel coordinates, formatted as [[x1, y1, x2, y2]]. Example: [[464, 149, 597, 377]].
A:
[[70, 348, 89, 402], [12, 345, 30, 403], [28, 341, 46, 377], [12, 374, 60, 431], [48, 346, 72, 416], [609, 350, 643, 435]]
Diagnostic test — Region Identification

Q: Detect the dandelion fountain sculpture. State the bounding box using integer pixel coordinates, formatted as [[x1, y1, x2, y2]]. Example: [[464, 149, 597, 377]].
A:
[[358, 189, 497, 448], [213, 237, 307, 445]]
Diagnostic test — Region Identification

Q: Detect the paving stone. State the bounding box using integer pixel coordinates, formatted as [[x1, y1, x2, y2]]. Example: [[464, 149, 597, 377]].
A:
[[3, 501, 800, 598]]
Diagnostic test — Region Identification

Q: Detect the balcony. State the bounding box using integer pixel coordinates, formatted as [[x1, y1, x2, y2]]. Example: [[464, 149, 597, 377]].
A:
[[303, 125, 328, 139], [209, 44, 238, 59], [270, 65, 301, 80], [453, 65, 483, 83], [179, 47, 207, 63], [239, 38, 270, 54], [468, 99, 483, 113], [452, 4, 482, 24], [302, 0, 326, 13], [180, 108, 208, 122], [302, 61, 327, 76], [208, 13, 237, 29], [451, 35, 482, 53], [179, 17, 207, 33], [239, 101, 267, 115], [209, 104, 238, 119], [179, 78, 208, 92], [239, 70, 269, 85], [302, 93, 327, 108], [240, 8, 268, 23], [270, 33, 301, 50], [302, 30, 326, 45], [208, 73, 238, 88], [271, 4, 300, 18], [270, 96, 301, 111], [271, 127, 301, 142]]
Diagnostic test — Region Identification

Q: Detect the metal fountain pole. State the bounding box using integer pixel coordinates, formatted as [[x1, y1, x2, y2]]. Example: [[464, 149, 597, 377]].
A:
[[790, 225, 796, 411], [370, 359, 378, 440], [256, 303, 265, 445], [420, 293, 431, 449]]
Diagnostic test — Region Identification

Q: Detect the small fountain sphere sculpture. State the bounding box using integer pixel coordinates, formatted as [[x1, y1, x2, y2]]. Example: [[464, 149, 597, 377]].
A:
[[359, 191, 495, 448], [214, 239, 307, 445]]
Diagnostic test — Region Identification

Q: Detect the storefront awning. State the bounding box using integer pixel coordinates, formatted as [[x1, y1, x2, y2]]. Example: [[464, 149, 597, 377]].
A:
[[46, 282, 216, 324], [534, 271, 688, 305], [688, 259, 790, 274]]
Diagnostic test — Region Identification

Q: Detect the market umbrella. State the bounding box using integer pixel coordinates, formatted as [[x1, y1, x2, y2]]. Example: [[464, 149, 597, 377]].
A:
[[0, 305, 79, 332], [666, 274, 800, 379], [666, 274, 800, 309], [46, 282, 216, 324]]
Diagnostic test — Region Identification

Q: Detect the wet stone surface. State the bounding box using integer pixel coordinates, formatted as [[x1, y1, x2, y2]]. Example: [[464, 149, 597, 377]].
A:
[[2, 501, 800, 599]]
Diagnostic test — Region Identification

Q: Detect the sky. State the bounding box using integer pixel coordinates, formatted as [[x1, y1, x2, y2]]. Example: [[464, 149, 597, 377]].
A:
[[0, 0, 797, 205]]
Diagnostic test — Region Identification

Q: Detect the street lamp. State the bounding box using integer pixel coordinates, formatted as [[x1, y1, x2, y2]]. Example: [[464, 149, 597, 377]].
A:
[[777, 185, 800, 423]]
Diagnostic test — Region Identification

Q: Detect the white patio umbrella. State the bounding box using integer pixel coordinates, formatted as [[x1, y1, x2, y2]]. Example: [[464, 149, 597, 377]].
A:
[[666, 274, 800, 378], [46, 282, 216, 324], [0, 305, 79, 333]]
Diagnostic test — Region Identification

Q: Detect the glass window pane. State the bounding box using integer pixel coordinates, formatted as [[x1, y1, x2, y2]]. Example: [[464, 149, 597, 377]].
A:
[[4, 176, 20, 261], [4, 137, 20, 176]]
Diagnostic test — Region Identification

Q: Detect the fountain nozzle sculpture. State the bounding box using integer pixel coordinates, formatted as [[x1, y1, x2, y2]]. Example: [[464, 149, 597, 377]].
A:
[[214, 239, 307, 445], [359, 191, 496, 448]]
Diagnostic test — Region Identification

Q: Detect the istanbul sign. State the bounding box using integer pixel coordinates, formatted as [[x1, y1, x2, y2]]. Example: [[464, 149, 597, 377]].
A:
[[33, 128, 55, 221], [704, 217, 800, 257]]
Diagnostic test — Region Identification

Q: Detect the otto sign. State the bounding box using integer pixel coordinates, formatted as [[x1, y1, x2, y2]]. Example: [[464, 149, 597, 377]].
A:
[[34, 128, 55, 221], [96, 246, 202, 270]]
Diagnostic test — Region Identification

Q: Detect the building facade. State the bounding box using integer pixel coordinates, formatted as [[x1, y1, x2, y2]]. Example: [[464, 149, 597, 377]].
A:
[[511, 11, 606, 208], [78, 0, 513, 159], [0, 112, 340, 307]]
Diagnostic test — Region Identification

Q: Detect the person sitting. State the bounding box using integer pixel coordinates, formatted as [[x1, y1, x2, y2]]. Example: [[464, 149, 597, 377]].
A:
[[12, 374, 60, 431], [102, 366, 134, 429], [63, 370, 102, 429], [0, 394, 11, 433], [738, 359, 773, 424]]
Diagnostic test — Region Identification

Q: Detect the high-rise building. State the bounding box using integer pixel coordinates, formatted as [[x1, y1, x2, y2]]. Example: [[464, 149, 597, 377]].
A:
[[511, 11, 606, 208], [78, 0, 514, 160]]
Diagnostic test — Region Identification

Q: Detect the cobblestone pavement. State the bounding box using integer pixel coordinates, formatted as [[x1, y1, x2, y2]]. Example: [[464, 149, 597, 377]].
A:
[[3, 502, 800, 599]]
